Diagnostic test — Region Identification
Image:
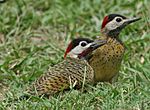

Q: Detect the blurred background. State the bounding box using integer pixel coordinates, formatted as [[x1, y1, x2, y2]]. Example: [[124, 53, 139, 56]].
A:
[[0, 0, 150, 109]]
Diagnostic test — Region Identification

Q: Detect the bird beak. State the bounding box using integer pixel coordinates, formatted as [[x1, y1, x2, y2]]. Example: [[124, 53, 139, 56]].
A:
[[90, 40, 107, 50], [78, 40, 106, 59], [123, 17, 141, 25]]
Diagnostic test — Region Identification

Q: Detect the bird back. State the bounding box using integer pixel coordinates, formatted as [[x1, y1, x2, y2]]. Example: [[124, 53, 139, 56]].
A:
[[27, 57, 94, 96]]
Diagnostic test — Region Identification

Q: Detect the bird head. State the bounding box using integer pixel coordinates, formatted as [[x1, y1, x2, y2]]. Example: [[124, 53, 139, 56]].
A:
[[64, 38, 106, 59], [101, 14, 141, 37]]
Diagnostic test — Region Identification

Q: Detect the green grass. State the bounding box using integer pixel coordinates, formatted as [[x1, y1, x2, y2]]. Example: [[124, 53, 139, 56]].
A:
[[0, 0, 150, 109]]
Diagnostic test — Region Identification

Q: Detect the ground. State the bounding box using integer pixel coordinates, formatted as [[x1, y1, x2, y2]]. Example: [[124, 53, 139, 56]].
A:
[[0, 0, 150, 110]]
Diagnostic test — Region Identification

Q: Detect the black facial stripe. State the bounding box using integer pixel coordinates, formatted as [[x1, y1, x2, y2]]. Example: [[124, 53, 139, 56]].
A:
[[107, 25, 124, 37], [71, 38, 94, 49], [108, 14, 126, 22]]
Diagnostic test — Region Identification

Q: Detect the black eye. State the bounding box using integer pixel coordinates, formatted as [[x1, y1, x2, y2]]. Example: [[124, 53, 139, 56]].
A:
[[116, 18, 122, 22], [80, 42, 87, 47]]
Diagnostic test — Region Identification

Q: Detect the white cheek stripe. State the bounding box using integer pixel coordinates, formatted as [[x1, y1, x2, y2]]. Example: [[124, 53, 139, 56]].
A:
[[68, 42, 93, 58], [105, 17, 125, 30], [70, 46, 84, 55]]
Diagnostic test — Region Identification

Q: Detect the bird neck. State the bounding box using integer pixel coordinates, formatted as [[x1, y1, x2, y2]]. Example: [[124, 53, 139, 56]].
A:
[[100, 29, 123, 44], [101, 28, 120, 38]]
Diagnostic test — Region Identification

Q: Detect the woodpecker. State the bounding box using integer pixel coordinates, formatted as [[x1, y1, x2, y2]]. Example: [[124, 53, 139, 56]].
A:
[[88, 14, 141, 82], [26, 38, 106, 96]]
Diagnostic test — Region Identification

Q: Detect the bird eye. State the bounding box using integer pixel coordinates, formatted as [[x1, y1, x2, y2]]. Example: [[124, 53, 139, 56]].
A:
[[80, 41, 87, 47], [116, 18, 122, 22]]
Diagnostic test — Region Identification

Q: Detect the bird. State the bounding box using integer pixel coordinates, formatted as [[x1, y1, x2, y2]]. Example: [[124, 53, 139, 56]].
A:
[[26, 38, 106, 96], [87, 14, 141, 82]]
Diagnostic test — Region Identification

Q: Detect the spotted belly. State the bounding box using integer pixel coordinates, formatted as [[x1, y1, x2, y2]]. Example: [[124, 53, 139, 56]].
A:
[[89, 42, 125, 82]]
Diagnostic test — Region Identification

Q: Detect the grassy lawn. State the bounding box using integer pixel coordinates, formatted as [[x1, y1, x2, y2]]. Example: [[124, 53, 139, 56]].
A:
[[0, 0, 150, 109]]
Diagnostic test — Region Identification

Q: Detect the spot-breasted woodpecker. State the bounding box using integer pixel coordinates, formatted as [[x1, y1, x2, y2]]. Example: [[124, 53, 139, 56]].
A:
[[88, 14, 141, 82], [26, 38, 106, 96]]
